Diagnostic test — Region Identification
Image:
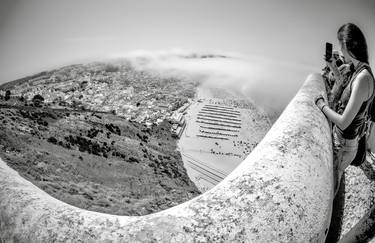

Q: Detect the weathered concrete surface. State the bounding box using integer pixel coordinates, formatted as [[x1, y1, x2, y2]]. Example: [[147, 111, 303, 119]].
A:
[[336, 157, 375, 242], [0, 73, 334, 242]]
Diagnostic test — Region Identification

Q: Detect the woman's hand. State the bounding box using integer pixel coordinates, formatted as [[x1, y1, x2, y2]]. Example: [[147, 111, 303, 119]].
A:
[[324, 55, 335, 70], [314, 94, 327, 111], [324, 55, 342, 83]]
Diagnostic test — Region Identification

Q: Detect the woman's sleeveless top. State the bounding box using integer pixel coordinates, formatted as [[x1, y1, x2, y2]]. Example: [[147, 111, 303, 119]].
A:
[[337, 62, 375, 139]]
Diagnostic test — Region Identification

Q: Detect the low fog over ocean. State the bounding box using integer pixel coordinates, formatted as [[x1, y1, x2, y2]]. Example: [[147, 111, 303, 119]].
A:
[[116, 50, 317, 121]]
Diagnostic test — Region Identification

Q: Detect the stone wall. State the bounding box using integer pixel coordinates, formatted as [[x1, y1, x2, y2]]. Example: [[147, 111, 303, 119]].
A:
[[0, 73, 334, 242]]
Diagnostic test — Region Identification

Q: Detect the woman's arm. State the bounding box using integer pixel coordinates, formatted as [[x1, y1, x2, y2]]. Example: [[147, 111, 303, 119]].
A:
[[327, 61, 344, 84], [320, 72, 370, 130], [328, 64, 351, 107]]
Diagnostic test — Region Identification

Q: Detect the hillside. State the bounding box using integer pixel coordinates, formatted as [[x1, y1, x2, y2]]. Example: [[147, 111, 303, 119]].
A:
[[0, 60, 201, 215], [0, 60, 198, 123]]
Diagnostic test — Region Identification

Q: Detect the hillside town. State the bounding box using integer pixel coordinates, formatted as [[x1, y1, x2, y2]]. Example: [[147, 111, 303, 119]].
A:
[[0, 61, 197, 136]]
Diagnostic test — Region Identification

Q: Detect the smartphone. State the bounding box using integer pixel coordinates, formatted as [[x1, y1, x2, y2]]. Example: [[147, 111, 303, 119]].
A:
[[325, 42, 333, 61]]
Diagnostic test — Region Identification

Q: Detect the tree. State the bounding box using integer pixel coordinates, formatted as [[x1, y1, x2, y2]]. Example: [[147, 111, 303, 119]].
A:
[[32, 94, 44, 107], [5, 90, 11, 101]]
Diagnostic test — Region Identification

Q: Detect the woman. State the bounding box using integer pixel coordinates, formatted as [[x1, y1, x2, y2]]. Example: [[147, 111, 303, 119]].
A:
[[315, 23, 375, 194]]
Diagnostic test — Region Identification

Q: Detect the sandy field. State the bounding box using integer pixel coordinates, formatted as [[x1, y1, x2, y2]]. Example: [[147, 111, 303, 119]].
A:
[[178, 84, 271, 192]]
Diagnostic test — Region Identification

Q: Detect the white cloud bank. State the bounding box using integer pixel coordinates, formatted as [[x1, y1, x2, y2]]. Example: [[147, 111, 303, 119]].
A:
[[111, 49, 320, 121]]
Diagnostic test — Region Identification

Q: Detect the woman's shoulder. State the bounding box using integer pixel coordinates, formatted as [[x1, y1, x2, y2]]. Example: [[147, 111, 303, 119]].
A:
[[356, 68, 373, 81], [352, 69, 374, 99]]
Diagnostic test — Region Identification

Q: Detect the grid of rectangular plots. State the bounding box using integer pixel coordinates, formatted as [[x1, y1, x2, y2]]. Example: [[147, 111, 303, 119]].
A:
[[196, 104, 241, 140]]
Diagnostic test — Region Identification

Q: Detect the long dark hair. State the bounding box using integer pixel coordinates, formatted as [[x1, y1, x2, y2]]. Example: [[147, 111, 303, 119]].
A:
[[337, 23, 369, 64]]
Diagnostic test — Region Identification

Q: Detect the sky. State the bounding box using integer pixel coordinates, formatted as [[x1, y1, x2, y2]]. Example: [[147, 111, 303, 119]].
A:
[[0, 0, 375, 84]]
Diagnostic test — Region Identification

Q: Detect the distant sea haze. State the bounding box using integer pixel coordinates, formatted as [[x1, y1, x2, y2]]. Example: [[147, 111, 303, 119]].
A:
[[124, 51, 318, 122]]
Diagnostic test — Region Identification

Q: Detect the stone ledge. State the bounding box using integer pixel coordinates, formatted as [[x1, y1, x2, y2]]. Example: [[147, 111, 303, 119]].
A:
[[0, 73, 333, 242]]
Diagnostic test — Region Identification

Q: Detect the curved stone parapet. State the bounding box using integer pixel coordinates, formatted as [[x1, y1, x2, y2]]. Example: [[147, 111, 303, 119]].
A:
[[0, 73, 334, 242]]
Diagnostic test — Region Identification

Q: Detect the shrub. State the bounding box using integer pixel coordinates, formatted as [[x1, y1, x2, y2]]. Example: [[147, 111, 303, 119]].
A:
[[47, 137, 57, 144], [128, 157, 139, 163]]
